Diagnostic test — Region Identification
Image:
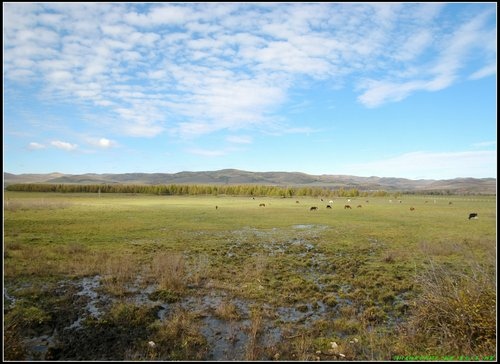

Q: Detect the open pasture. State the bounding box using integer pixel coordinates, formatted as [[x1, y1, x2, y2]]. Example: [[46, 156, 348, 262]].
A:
[[3, 191, 496, 360]]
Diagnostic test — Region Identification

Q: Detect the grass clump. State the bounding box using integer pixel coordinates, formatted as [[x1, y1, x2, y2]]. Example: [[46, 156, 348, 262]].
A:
[[399, 259, 496, 356], [150, 307, 207, 360], [150, 252, 186, 293], [4, 304, 52, 330], [214, 300, 241, 321], [149, 289, 181, 303]]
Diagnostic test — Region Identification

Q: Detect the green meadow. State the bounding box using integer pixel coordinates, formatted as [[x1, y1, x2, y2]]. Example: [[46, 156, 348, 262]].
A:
[[3, 191, 496, 360]]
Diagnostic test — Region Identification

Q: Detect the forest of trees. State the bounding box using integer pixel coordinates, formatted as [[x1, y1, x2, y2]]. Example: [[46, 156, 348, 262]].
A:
[[5, 183, 383, 198]]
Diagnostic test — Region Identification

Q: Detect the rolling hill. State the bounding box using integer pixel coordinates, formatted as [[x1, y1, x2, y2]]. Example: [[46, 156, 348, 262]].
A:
[[3, 169, 496, 194]]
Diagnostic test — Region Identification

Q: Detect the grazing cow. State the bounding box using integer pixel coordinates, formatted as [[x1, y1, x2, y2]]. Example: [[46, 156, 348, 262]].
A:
[[365, 200, 369, 203], [329, 200, 334, 204], [410, 207, 415, 211], [216, 206, 218, 210], [259, 203, 266, 207], [468, 213, 478, 220], [344, 205, 352, 209], [357, 205, 362, 208], [296, 200, 300, 204], [326, 205, 332, 209], [310, 206, 318, 211], [449, 201, 453, 205], [347, 199, 351, 202], [321, 198, 324, 201]]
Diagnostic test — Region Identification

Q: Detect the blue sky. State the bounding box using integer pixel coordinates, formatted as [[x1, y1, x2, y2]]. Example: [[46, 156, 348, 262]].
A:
[[3, 2, 497, 180]]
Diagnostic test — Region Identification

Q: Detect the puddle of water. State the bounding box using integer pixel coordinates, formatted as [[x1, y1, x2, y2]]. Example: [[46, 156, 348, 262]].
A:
[[4, 287, 17, 308], [66, 275, 108, 330], [24, 334, 57, 360], [200, 316, 250, 360], [275, 300, 328, 326], [293, 224, 314, 229]]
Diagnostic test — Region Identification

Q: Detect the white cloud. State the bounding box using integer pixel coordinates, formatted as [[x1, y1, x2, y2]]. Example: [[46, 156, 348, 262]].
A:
[[226, 135, 252, 144], [471, 141, 496, 148], [124, 4, 194, 27], [341, 150, 496, 179], [28, 142, 46, 150], [393, 30, 432, 62], [87, 137, 116, 148], [469, 63, 497, 80], [357, 8, 496, 107], [3, 3, 497, 139], [51, 140, 78, 151]]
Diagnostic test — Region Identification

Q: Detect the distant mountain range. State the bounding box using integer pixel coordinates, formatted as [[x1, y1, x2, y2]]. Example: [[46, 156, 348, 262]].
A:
[[3, 169, 496, 194]]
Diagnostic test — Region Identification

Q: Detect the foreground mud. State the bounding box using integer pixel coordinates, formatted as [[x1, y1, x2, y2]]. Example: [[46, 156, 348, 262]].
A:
[[4, 226, 411, 360]]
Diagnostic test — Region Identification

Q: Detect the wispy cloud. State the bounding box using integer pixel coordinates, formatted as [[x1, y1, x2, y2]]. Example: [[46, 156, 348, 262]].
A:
[[469, 63, 497, 80], [341, 150, 496, 179], [50, 140, 78, 151], [471, 140, 496, 148], [28, 142, 46, 150], [87, 137, 117, 148], [356, 7, 496, 107], [226, 135, 253, 144]]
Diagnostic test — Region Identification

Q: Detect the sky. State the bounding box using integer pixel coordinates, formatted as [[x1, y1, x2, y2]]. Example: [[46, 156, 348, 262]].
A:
[[3, 2, 497, 180]]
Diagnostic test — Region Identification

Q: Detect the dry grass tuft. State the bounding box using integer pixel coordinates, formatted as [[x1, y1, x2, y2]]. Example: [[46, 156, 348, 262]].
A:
[[245, 306, 264, 360], [101, 254, 139, 296], [152, 307, 207, 360], [400, 259, 496, 356], [150, 252, 186, 293], [214, 300, 240, 321]]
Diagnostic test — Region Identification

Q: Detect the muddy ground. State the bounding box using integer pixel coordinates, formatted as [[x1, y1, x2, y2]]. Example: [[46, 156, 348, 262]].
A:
[[4, 225, 408, 360]]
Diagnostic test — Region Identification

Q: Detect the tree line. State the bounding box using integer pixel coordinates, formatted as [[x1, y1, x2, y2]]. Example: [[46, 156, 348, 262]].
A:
[[6, 183, 485, 196], [5, 183, 380, 198]]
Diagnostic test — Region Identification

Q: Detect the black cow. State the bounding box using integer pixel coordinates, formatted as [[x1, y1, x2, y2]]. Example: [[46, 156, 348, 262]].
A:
[[310, 206, 318, 211], [326, 205, 332, 209], [259, 203, 266, 207], [468, 213, 478, 220]]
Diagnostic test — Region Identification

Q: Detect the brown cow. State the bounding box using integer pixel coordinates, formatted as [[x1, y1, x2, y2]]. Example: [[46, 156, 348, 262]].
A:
[[344, 205, 352, 209], [259, 203, 266, 207], [410, 207, 415, 211]]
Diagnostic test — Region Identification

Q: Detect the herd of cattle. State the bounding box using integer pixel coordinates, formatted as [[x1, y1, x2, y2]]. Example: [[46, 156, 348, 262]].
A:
[[249, 199, 478, 220]]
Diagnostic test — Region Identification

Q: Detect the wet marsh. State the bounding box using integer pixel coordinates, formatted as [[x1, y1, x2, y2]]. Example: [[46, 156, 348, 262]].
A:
[[3, 192, 496, 360]]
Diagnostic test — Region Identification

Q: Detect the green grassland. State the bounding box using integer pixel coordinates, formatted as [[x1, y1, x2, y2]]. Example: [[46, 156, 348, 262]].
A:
[[3, 191, 496, 360]]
